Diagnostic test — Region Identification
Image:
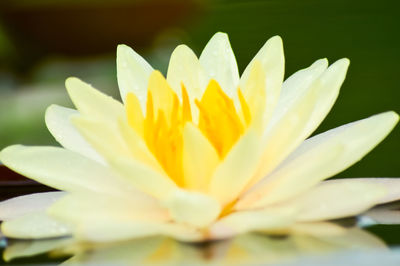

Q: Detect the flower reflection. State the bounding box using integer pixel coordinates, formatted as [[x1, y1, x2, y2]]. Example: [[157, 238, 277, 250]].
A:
[[3, 226, 386, 265]]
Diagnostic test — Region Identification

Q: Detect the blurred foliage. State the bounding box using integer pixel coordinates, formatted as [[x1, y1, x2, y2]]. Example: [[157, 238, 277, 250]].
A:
[[0, 0, 398, 179]]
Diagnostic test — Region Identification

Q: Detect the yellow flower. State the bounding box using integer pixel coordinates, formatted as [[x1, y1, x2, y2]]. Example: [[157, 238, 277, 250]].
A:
[[0, 32, 399, 242]]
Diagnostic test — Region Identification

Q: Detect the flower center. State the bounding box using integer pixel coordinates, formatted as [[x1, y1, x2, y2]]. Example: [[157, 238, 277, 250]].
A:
[[126, 72, 251, 187]]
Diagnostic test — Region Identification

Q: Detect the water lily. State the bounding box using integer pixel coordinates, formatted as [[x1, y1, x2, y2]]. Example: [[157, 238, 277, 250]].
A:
[[0, 32, 399, 242]]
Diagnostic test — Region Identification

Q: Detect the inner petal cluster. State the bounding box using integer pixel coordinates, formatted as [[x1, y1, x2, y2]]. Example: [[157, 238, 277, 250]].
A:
[[125, 71, 251, 187]]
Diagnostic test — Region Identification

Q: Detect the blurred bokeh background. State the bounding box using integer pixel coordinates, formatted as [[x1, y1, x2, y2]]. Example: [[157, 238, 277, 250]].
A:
[[0, 0, 398, 180]]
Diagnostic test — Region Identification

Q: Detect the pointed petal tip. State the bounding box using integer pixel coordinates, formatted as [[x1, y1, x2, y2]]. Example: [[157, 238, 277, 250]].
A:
[[332, 58, 350, 69], [213, 31, 229, 38], [116, 44, 132, 55], [385, 111, 399, 124], [65, 77, 85, 92]]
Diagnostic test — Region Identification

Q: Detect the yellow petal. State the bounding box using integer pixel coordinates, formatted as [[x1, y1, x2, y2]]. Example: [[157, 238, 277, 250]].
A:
[[147, 71, 176, 119], [208, 130, 261, 206], [240, 60, 267, 131], [199, 32, 239, 97], [125, 92, 145, 136], [240, 36, 284, 122], [162, 189, 221, 228], [117, 44, 153, 108], [182, 123, 219, 192], [65, 77, 125, 121]]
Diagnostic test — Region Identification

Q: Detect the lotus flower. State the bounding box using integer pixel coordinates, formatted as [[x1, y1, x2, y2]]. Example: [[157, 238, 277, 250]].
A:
[[0, 32, 399, 243]]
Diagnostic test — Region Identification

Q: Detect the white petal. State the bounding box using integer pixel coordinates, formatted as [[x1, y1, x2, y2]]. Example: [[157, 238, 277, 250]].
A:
[[289, 222, 347, 237], [247, 81, 319, 187], [209, 130, 261, 206], [166, 44, 209, 99], [199, 32, 239, 96], [163, 189, 221, 228], [291, 179, 387, 222], [1, 211, 71, 239], [237, 112, 398, 209], [267, 58, 348, 141], [276, 58, 328, 117], [236, 141, 343, 209], [0, 192, 65, 221], [301, 59, 350, 138], [45, 104, 105, 164], [49, 192, 169, 225], [324, 178, 400, 205], [210, 207, 295, 239], [117, 44, 153, 107], [74, 219, 201, 243], [108, 156, 177, 199], [71, 115, 132, 159], [65, 77, 125, 121], [240, 36, 285, 123], [3, 238, 73, 262], [0, 145, 139, 197]]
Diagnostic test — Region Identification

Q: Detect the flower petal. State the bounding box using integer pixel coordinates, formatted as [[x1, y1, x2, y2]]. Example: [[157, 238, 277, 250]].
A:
[[237, 112, 398, 209], [117, 44, 153, 107], [300, 59, 350, 138], [268, 58, 349, 138], [45, 104, 105, 164], [209, 130, 261, 206], [49, 192, 169, 225], [240, 36, 284, 123], [0, 192, 65, 221], [1, 211, 71, 239], [70, 115, 131, 159], [0, 145, 138, 197], [324, 178, 400, 205], [210, 207, 295, 239], [166, 44, 209, 99], [236, 141, 343, 209], [276, 58, 328, 117], [291, 179, 387, 222], [199, 32, 239, 96], [182, 123, 219, 192], [247, 81, 319, 187], [3, 238, 73, 262], [108, 155, 177, 199], [65, 77, 125, 121], [163, 189, 221, 228]]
